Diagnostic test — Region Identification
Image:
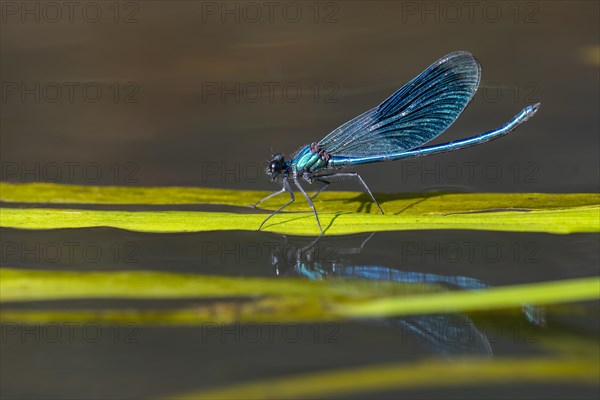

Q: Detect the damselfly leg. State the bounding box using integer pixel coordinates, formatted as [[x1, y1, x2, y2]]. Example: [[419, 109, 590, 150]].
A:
[[314, 172, 384, 214], [293, 176, 324, 235], [310, 178, 330, 200], [259, 173, 380, 234], [251, 186, 286, 208], [258, 179, 295, 231]]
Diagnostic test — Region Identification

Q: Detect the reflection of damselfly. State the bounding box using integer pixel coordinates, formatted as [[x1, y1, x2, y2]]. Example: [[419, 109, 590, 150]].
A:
[[272, 234, 545, 358], [255, 51, 540, 234]]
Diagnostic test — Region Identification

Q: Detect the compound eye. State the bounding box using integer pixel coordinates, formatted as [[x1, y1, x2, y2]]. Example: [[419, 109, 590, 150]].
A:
[[273, 153, 283, 162], [270, 162, 278, 171]]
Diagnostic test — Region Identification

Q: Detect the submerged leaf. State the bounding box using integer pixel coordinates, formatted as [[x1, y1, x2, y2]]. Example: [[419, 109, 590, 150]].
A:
[[172, 357, 599, 399], [1, 269, 597, 321], [339, 277, 600, 318], [0, 268, 431, 303]]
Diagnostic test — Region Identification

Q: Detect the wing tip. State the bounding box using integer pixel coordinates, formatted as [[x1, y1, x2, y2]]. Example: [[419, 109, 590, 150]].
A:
[[438, 51, 481, 83], [443, 50, 476, 62]]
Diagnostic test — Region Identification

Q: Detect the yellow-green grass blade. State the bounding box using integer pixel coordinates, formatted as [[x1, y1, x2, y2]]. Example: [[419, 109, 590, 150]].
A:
[[1, 206, 598, 235], [1, 182, 598, 215]]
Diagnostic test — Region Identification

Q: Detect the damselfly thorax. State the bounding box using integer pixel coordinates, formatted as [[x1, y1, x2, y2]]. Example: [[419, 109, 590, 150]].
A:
[[291, 143, 331, 175]]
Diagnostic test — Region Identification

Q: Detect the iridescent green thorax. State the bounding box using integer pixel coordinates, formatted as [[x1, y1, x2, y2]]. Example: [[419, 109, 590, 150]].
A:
[[291, 143, 330, 174]]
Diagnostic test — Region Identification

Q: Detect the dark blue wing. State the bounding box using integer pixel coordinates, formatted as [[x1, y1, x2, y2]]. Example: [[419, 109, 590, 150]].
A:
[[318, 51, 481, 158], [390, 314, 493, 358]]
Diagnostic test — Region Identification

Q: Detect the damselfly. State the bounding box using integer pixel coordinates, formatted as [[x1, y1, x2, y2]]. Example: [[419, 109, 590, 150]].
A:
[[254, 51, 540, 234]]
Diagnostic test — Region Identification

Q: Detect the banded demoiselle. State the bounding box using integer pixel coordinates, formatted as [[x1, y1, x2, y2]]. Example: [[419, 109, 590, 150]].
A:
[[254, 51, 541, 234]]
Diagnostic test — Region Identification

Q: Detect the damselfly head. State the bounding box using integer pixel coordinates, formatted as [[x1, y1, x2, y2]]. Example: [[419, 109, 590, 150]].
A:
[[267, 153, 285, 179]]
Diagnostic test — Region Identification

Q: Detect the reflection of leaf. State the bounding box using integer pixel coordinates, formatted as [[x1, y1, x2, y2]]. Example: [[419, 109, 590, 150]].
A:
[[580, 45, 600, 66], [339, 277, 600, 318], [3, 270, 598, 399], [170, 358, 599, 400], [0, 268, 433, 304], [2, 269, 598, 320], [0, 300, 340, 325]]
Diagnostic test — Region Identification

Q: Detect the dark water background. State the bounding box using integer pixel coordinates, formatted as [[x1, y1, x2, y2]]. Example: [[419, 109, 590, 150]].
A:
[[1, 1, 599, 399], [2, 0, 599, 192], [1, 228, 599, 399]]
